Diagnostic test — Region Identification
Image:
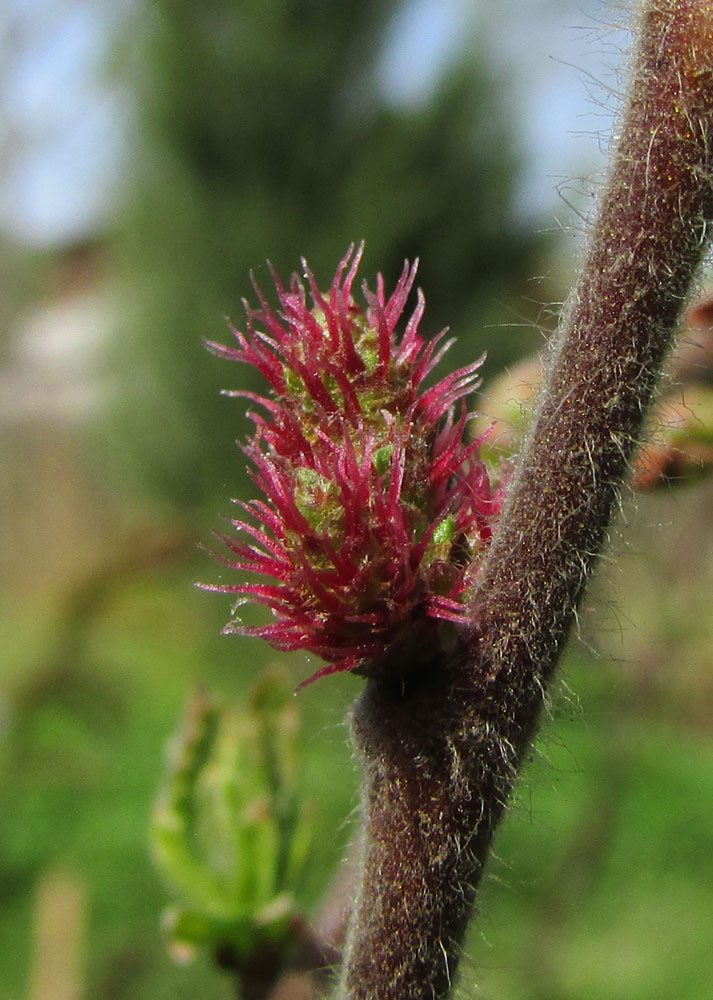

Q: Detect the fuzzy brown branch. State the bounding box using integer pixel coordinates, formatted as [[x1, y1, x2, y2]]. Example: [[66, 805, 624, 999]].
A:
[[340, 3, 713, 998]]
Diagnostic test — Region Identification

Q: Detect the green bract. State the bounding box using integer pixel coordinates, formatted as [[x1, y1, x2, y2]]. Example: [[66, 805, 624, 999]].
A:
[[151, 671, 314, 969]]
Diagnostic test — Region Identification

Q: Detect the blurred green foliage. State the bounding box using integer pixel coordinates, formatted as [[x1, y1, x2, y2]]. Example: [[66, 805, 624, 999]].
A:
[[151, 673, 316, 977], [107, 0, 539, 511], [4, 515, 713, 999], [0, 558, 358, 999]]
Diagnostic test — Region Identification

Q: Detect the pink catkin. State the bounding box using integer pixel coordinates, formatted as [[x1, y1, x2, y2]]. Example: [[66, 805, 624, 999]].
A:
[[200, 244, 503, 683]]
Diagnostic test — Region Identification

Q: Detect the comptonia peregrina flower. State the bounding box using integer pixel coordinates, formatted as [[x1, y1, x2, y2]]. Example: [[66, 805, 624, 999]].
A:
[[202, 244, 504, 685]]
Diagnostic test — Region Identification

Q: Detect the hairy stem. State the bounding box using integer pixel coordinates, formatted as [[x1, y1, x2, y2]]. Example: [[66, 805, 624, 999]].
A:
[[340, 3, 713, 998]]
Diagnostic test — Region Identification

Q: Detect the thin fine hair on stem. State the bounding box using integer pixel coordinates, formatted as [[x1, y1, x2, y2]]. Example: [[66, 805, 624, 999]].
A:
[[339, 3, 713, 999]]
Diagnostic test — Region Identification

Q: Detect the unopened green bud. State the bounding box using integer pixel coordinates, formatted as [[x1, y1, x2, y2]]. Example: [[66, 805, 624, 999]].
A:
[[151, 670, 314, 972]]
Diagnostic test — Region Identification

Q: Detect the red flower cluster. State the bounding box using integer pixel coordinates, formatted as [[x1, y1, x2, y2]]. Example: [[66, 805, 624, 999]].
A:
[[202, 245, 503, 684]]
